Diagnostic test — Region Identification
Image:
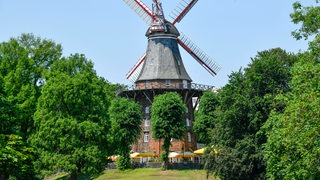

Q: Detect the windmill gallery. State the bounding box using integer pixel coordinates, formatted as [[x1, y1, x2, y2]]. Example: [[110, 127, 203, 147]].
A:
[[119, 0, 221, 163]]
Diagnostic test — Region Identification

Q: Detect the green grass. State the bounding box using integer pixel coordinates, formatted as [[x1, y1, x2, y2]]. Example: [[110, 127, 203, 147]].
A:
[[95, 168, 218, 180]]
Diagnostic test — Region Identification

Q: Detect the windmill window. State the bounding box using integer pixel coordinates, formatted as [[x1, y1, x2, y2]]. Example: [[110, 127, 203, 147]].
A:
[[145, 106, 150, 114], [183, 80, 187, 88], [144, 133, 149, 142], [145, 119, 150, 126], [186, 118, 191, 127], [165, 80, 171, 86], [187, 132, 192, 142], [146, 80, 151, 86]]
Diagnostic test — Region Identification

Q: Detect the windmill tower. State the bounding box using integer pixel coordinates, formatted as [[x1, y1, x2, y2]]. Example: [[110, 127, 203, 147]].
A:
[[119, 0, 221, 158]]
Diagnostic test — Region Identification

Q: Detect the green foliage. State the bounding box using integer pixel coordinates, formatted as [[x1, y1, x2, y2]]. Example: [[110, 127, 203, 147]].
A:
[[263, 2, 320, 179], [193, 92, 219, 144], [109, 98, 142, 170], [116, 154, 131, 171], [0, 97, 18, 135], [0, 34, 62, 179], [291, 1, 320, 40], [151, 92, 186, 170], [264, 52, 320, 179], [151, 92, 186, 140], [0, 134, 37, 180], [0, 33, 62, 138], [30, 54, 114, 177], [204, 48, 296, 179]]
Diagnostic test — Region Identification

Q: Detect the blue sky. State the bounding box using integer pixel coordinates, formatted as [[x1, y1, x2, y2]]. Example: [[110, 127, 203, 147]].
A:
[[0, 0, 316, 88]]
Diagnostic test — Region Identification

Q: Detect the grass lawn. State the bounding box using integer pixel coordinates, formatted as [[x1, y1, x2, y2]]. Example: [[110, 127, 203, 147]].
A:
[[95, 168, 218, 180]]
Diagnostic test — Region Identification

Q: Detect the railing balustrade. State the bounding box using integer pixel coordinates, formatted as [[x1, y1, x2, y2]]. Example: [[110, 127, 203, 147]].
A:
[[123, 82, 214, 91]]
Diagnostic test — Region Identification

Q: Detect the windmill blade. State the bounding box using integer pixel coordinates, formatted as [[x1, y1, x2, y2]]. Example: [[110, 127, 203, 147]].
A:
[[122, 0, 155, 25], [178, 32, 221, 77], [126, 53, 146, 82], [169, 0, 198, 25]]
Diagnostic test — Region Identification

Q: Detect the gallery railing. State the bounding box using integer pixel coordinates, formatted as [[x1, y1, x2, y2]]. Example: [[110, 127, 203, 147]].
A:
[[123, 82, 214, 91]]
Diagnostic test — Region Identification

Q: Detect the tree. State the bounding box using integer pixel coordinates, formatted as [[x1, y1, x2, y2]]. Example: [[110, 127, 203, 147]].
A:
[[0, 134, 37, 180], [290, 0, 320, 40], [30, 54, 115, 179], [204, 48, 296, 179], [109, 98, 142, 170], [263, 1, 320, 179], [151, 92, 186, 170], [0, 97, 38, 180], [264, 52, 320, 179], [193, 91, 219, 144], [0, 33, 61, 179], [0, 33, 62, 138]]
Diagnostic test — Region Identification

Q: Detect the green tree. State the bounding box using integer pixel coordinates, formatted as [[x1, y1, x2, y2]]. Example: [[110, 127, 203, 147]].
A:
[[109, 98, 142, 170], [264, 1, 320, 179], [0, 134, 37, 180], [204, 48, 296, 179], [0, 33, 61, 179], [193, 91, 219, 144], [30, 54, 115, 179], [291, 0, 320, 40], [0, 33, 62, 138], [0, 97, 37, 179], [264, 52, 320, 179], [151, 92, 186, 170]]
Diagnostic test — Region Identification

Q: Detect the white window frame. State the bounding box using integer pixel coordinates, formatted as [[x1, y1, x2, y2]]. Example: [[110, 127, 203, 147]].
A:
[[144, 133, 149, 142]]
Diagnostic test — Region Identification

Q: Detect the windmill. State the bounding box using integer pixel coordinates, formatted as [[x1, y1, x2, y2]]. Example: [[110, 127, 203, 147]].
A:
[[119, 0, 220, 156], [123, 0, 221, 83]]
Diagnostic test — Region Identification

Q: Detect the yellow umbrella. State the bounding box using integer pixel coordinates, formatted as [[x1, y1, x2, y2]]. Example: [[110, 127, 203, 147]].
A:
[[194, 148, 205, 155], [130, 152, 140, 158], [194, 147, 219, 155], [139, 152, 157, 157]]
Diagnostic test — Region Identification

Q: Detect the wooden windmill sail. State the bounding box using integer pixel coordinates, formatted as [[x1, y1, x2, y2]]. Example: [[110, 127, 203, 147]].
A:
[[123, 0, 221, 83]]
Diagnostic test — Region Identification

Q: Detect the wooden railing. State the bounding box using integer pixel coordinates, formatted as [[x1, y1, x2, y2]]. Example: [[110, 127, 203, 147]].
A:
[[123, 82, 214, 91]]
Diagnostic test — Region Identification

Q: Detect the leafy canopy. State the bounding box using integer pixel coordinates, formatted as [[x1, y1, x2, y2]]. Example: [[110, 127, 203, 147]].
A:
[[203, 48, 296, 180], [193, 91, 219, 144], [151, 92, 186, 169], [109, 98, 142, 170], [264, 1, 320, 179], [30, 54, 115, 177]]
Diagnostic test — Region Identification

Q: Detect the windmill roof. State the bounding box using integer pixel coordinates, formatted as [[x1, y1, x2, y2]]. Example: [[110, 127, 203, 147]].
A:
[[146, 21, 180, 37], [135, 33, 192, 82]]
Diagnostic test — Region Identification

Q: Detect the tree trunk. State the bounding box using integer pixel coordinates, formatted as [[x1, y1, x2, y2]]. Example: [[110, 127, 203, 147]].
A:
[[162, 138, 171, 171]]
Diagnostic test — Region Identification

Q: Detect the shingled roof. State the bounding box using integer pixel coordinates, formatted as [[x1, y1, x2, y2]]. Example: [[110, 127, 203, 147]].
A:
[[135, 21, 192, 83]]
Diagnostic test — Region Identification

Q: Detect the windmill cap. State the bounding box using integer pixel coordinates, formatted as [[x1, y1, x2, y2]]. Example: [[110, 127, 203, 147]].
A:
[[146, 21, 180, 37]]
